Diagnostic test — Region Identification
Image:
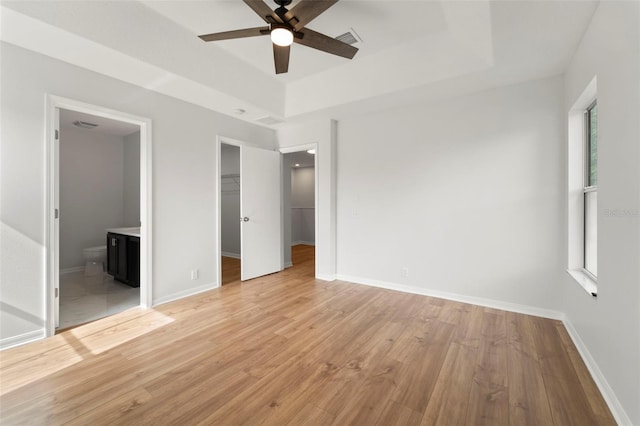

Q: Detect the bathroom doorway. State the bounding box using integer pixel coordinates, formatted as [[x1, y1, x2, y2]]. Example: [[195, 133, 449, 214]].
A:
[[46, 95, 152, 336], [56, 109, 141, 331]]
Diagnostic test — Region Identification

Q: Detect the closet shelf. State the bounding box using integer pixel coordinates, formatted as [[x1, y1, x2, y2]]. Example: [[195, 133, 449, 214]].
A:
[[221, 174, 240, 194]]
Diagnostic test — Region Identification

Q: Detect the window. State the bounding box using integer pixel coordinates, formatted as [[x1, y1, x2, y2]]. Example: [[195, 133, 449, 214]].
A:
[[568, 77, 597, 295], [583, 101, 597, 278]]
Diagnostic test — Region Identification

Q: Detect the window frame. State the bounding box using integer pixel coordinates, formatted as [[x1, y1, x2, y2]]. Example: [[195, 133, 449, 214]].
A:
[[567, 76, 597, 297], [582, 100, 597, 280]]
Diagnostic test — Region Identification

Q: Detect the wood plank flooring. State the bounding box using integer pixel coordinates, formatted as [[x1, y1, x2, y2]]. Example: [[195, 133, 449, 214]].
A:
[[221, 255, 240, 285], [0, 246, 615, 425]]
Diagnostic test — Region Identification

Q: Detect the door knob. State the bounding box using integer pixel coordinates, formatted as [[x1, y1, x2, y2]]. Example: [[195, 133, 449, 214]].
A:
[[241, 217, 250, 222]]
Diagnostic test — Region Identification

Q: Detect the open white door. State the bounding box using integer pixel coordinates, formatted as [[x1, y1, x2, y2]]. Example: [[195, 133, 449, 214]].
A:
[[240, 145, 282, 280], [53, 108, 60, 329]]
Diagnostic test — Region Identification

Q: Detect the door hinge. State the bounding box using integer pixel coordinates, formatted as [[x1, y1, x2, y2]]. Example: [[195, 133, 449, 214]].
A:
[[55, 208, 59, 219], [55, 129, 59, 140], [55, 288, 59, 298]]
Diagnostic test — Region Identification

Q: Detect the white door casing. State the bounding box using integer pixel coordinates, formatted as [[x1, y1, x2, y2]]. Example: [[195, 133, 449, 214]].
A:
[[46, 95, 152, 337]]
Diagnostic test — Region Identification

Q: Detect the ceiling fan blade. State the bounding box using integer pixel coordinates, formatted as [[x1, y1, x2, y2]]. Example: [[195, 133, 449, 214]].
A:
[[284, 0, 339, 31], [243, 0, 283, 24], [198, 27, 270, 42], [273, 44, 290, 74], [295, 28, 358, 59]]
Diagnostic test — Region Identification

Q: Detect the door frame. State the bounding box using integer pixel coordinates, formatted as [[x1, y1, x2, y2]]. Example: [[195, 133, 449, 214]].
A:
[[45, 94, 153, 336], [280, 143, 319, 278], [216, 136, 243, 288]]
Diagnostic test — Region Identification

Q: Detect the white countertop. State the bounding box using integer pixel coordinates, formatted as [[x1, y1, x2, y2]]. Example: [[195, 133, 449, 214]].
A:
[[106, 227, 141, 237]]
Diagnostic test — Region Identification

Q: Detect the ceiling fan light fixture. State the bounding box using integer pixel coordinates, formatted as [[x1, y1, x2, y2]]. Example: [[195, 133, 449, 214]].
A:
[[271, 27, 293, 47]]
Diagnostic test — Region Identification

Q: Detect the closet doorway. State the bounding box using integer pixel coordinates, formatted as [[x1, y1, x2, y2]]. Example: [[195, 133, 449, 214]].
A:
[[220, 143, 241, 284], [217, 137, 282, 286]]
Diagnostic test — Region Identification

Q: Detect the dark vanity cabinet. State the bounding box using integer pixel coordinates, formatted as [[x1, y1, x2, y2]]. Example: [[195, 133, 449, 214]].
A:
[[107, 232, 140, 287]]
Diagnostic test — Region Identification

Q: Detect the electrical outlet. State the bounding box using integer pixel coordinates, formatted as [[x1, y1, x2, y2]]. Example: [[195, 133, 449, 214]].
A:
[[191, 269, 199, 280], [401, 267, 409, 277]]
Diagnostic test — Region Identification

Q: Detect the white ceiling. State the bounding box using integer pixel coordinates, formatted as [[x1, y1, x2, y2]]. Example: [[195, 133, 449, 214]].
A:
[[285, 150, 315, 168], [142, 0, 447, 83], [1, 0, 599, 126], [60, 109, 140, 137]]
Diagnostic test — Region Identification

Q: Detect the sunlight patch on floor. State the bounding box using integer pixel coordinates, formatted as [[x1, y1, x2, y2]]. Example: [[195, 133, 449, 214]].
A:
[[71, 309, 175, 355]]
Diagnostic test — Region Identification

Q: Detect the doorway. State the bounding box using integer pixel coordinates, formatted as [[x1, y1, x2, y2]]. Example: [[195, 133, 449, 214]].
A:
[[281, 145, 318, 274], [46, 95, 152, 337], [56, 109, 141, 330], [220, 143, 241, 285], [216, 136, 283, 287]]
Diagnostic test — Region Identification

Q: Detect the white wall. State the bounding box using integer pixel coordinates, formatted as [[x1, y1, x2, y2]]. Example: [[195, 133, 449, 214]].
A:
[[291, 167, 315, 208], [220, 144, 240, 257], [561, 2, 640, 424], [123, 131, 140, 227], [291, 167, 315, 245], [336, 76, 565, 312], [0, 42, 276, 345], [59, 125, 125, 269]]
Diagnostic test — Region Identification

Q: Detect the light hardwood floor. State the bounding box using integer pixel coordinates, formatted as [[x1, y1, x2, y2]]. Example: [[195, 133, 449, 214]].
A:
[[221, 255, 241, 285], [0, 246, 614, 425]]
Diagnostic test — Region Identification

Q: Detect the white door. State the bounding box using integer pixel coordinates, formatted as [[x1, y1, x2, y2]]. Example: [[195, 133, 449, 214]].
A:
[[240, 145, 282, 280], [54, 108, 60, 328]]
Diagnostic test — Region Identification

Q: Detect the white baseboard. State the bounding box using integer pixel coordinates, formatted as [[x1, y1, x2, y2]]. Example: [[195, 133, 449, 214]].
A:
[[221, 251, 241, 259], [334, 274, 564, 320], [0, 329, 46, 351], [60, 266, 85, 275], [284, 261, 293, 268], [292, 241, 315, 246], [562, 318, 632, 426], [152, 282, 218, 306], [316, 273, 336, 281]]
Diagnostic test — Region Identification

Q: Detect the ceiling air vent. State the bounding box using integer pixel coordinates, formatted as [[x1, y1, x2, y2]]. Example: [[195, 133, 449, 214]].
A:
[[72, 120, 98, 129], [335, 28, 362, 45], [255, 115, 284, 126]]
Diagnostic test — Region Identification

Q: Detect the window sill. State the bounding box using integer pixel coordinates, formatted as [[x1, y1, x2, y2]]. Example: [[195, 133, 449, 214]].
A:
[[567, 269, 598, 298]]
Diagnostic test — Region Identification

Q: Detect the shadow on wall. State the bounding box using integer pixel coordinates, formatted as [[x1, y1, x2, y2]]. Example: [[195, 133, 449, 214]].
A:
[[0, 301, 44, 330], [0, 222, 46, 336]]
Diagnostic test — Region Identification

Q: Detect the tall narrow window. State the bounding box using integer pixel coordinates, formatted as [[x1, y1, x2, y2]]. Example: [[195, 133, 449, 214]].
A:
[[584, 101, 597, 277]]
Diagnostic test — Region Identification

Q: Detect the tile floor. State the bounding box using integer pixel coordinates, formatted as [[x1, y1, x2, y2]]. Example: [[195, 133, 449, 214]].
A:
[[58, 270, 140, 330]]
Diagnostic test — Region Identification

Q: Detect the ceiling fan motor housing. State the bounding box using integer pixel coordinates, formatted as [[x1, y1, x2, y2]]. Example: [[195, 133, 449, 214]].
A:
[[274, 0, 292, 18]]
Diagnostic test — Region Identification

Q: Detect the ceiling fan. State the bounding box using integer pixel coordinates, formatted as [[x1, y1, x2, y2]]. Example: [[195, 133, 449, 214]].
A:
[[198, 0, 358, 74]]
